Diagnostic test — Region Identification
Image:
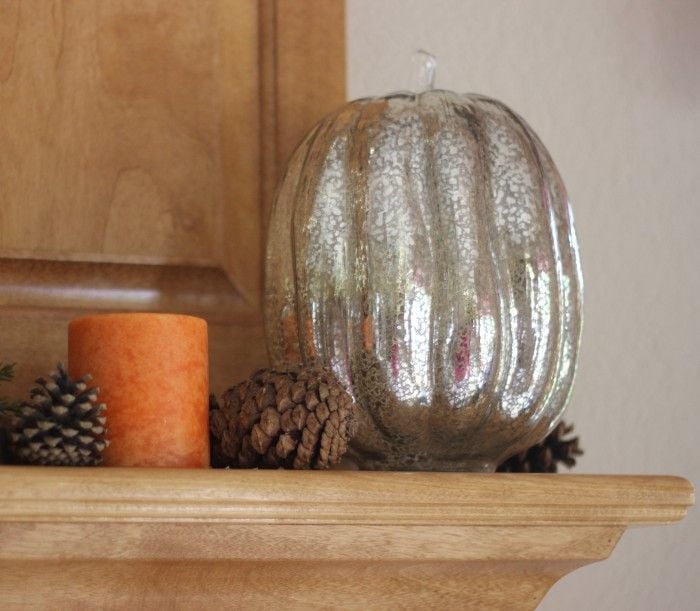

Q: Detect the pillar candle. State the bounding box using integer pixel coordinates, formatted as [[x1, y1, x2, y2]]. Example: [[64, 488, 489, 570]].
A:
[[68, 313, 209, 468]]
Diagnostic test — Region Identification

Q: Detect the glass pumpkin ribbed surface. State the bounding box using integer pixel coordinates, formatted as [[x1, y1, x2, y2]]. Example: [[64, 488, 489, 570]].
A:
[[265, 90, 583, 471]]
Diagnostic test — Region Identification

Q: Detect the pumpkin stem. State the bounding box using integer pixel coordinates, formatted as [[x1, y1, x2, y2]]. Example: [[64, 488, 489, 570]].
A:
[[410, 49, 436, 93]]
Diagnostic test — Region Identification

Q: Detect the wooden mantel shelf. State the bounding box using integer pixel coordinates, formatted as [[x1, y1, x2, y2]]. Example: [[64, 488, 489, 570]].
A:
[[0, 468, 693, 609]]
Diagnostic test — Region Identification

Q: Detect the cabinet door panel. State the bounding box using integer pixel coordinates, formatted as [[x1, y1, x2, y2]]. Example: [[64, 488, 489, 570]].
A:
[[0, 0, 345, 395]]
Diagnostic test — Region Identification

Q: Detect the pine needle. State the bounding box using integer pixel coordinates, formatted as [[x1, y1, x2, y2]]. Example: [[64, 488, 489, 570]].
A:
[[0, 362, 20, 413], [0, 363, 15, 383]]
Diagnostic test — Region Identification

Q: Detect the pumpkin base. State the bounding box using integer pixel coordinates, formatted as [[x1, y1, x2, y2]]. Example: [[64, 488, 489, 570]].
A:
[[347, 455, 497, 473]]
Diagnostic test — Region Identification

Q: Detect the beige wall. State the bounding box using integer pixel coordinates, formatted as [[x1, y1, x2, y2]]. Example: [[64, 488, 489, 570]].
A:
[[347, 1, 699, 609]]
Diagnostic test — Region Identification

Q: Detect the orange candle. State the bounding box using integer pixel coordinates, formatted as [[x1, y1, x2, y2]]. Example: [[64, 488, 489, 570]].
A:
[[68, 313, 209, 468]]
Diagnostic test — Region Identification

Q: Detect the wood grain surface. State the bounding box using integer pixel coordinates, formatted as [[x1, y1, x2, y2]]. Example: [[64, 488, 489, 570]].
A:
[[260, 0, 347, 223], [0, 0, 239, 267], [0, 0, 346, 395], [0, 559, 602, 610], [0, 468, 692, 609]]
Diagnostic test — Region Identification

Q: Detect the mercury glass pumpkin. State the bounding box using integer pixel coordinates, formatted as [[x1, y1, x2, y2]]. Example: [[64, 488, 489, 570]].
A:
[[265, 87, 583, 471]]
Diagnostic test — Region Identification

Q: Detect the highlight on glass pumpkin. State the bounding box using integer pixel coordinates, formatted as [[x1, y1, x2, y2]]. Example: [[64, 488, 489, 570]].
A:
[[265, 52, 583, 471]]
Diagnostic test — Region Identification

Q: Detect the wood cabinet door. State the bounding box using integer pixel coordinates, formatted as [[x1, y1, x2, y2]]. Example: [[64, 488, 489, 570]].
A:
[[0, 0, 345, 395]]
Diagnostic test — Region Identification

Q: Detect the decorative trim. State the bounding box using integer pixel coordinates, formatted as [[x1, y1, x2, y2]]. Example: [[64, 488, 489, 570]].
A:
[[0, 468, 692, 526]]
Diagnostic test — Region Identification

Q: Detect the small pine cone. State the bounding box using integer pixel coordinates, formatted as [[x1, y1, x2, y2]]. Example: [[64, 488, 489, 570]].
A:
[[210, 365, 357, 469], [7, 364, 109, 466], [497, 421, 583, 473]]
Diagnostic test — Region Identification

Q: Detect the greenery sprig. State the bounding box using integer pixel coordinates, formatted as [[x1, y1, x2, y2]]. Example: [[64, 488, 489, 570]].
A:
[[0, 363, 21, 413]]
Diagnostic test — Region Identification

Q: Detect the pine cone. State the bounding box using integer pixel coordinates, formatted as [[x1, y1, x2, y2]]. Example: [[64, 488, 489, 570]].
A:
[[497, 421, 582, 473], [210, 365, 356, 469], [6, 364, 109, 466]]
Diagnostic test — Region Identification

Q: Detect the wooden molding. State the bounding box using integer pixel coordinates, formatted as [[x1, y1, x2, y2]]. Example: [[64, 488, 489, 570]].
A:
[[0, 468, 693, 609], [0, 258, 251, 324], [0, 468, 692, 526]]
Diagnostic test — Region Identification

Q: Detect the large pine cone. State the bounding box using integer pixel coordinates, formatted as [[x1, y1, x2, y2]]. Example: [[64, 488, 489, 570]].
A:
[[210, 365, 356, 469], [497, 421, 582, 473], [7, 364, 109, 466]]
